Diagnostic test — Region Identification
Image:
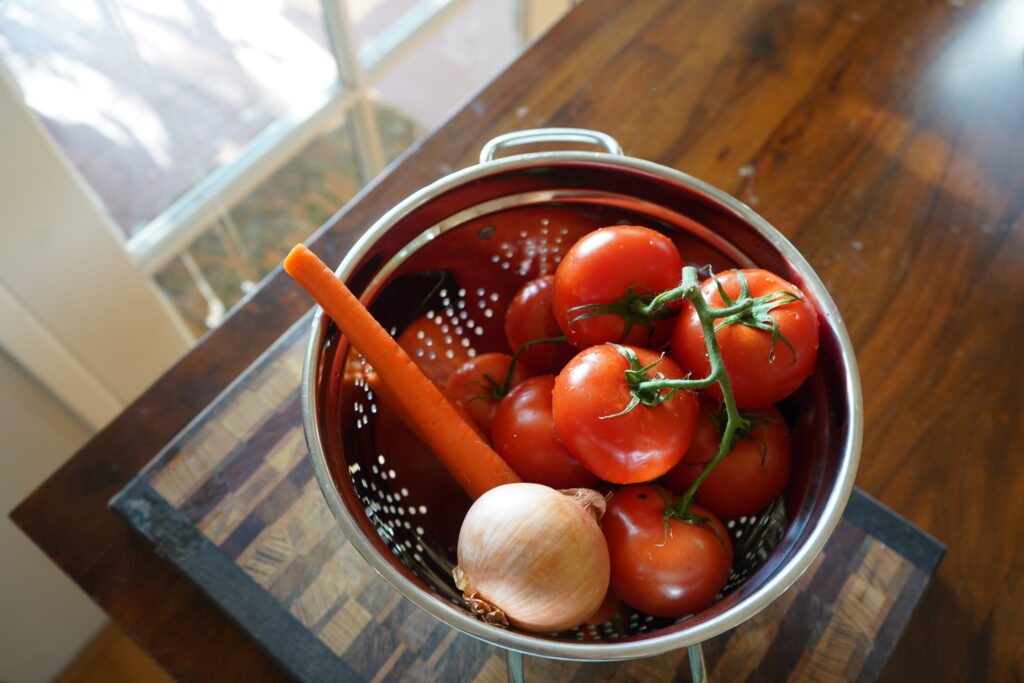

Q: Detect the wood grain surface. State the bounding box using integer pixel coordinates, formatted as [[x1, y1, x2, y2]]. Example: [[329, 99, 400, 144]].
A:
[[13, 0, 1024, 680]]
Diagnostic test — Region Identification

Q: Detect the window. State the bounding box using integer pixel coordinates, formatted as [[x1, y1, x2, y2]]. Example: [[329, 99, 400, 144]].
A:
[[0, 0, 570, 338]]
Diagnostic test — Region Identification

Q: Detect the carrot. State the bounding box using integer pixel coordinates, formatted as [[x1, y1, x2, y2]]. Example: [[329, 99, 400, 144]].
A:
[[284, 244, 521, 499]]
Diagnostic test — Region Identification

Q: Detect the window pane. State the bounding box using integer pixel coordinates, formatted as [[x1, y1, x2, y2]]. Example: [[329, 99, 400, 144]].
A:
[[370, 0, 518, 131], [154, 110, 370, 336], [0, 0, 339, 237], [374, 97, 427, 164], [350, 0, 438, 58]]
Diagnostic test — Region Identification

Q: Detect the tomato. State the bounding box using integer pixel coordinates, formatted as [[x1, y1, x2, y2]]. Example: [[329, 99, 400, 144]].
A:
[[504, 275, 577, 374], [552, 225, 684, 348], [671, 269, 819, 409], [491, 376, 600, 489], [396, 314, 476, 388], [603, 485, 732, 618], [583, 587, 621, 626], [445, 353, 531, 435], [552, 344, 698, 484], [662, 401, 791, 519]]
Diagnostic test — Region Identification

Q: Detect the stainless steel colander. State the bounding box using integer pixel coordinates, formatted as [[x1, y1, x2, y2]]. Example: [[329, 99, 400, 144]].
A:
[[299, 128, 862, 675]]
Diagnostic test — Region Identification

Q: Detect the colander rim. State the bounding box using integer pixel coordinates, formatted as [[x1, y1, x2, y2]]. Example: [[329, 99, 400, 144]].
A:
[[299, 148, 863, 661]]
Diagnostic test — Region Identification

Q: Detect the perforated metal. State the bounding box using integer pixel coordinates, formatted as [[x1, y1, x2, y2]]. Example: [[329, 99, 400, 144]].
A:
[[302, 146, 860, 661]]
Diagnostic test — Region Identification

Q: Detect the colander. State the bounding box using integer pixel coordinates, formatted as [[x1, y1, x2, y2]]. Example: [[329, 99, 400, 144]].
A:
[[299, 128, 862, 680]]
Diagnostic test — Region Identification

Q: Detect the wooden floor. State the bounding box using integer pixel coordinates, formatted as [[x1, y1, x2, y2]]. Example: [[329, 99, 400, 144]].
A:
[[56, 626, 173, 683]]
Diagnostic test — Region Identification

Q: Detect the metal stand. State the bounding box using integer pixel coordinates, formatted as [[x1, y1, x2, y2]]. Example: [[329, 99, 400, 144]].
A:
[[506, 649, 525, 683], [505, 644, 707, 682], [688, 643, 708, 682]]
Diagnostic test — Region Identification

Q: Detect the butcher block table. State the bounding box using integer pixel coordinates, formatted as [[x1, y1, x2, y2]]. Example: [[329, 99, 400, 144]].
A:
[[13, 0, 1023, 680]]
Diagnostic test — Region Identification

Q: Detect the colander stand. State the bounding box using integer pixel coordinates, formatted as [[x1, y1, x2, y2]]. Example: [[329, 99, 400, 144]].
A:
[[502, 645, 705, 683]]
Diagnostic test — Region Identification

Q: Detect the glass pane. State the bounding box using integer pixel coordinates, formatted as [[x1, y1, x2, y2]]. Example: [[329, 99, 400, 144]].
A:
[[227, 116, 364, 276], [350, 0, 438, 58], [0, 0, 339, 237], [374, 97, 426, 164], [370, 0, 518, 131], [154, 111, 369, 336]]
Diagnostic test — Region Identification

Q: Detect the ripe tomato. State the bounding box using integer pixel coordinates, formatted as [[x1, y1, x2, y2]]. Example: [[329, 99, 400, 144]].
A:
[[552, 344, 698, 484], [504, 275, 577, 375], [491, 376, 600, 489], [583, 587, 621, 626], [603, 485, 732, 618], [445, 353, 531, 435], [671, 269, 819, 409], [552, 225, 684, 348], [397, 313, 476, 388], [662, 401, 792, 519]]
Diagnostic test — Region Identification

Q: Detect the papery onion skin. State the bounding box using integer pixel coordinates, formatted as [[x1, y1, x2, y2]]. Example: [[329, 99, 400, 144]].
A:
[[454, 483, 610, 633]]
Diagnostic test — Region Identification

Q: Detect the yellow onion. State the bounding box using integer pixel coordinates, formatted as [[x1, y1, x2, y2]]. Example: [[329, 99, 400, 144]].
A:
[[453, 483, 610, 633]]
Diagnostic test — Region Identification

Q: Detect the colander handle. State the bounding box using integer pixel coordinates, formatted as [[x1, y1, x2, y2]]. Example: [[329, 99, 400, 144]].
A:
[[479, 127, 624, 163]]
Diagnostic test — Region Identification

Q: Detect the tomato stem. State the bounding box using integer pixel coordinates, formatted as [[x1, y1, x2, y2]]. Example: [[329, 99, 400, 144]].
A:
[[601, 345, 680, 418], [492, 335, 567, 397], [639, 266, 750, 516], [647, 270, 804, 364], [465, 373, 506, 404], [611, 266, 789, 517], [680, 267, 745, 513], [567, 284, 675, 344]]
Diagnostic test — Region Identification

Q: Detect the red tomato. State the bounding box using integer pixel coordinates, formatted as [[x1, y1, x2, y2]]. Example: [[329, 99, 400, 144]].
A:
[[662, 401, 792, 519], [671, 269, 819, 409], [491, 376, 600, 489], [445, 353, 531, 435], [603, 485, 732, 618], [583, 587, 621, 626], [504, 275, 577, 374], [397, 314, 475, 388], [552, 344, 698, 484], [552, 225, 684, 348]]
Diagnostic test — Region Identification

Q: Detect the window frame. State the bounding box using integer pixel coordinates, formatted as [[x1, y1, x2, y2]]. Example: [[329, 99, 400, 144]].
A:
[[126, 0, 478, 276]]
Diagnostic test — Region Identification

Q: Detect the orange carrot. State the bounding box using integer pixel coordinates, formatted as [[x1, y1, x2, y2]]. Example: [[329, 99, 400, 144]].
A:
[[284, 244, 521, 499]]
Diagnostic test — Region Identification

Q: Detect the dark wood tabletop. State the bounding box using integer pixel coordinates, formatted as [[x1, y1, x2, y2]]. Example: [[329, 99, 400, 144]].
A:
[[14, 0, 1024, 680]]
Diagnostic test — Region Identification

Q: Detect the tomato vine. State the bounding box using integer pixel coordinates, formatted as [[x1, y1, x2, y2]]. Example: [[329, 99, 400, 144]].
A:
[[611, 265, 774, 526]]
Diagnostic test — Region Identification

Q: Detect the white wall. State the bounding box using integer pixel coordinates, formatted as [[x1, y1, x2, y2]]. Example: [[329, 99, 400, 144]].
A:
[[0, 349, 107, 683], [0, 65, 192, 432]]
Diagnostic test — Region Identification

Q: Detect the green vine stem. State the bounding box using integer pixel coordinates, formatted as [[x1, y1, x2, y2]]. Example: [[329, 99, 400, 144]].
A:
[[470, 335, 569, 403], [567, 285, 676, 343], [623, 265, 752, 519]]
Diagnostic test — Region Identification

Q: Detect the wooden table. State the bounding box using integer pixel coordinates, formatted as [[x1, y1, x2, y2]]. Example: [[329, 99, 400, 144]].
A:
[[14, 0, 1024, 680]]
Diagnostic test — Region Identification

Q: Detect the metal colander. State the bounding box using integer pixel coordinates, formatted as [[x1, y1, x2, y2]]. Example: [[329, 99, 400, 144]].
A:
[[300, 129, 861, 665]]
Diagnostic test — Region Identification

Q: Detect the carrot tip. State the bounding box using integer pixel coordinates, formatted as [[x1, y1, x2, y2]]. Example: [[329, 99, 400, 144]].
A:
[[283, 243, 312, 277]]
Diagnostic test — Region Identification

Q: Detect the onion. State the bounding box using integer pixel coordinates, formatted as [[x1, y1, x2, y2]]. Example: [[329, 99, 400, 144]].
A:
[[453, 483, 610, 633]]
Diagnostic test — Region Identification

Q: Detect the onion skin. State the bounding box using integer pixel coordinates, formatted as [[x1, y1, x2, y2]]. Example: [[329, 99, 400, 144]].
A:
[[454, 483, 610, 633]]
